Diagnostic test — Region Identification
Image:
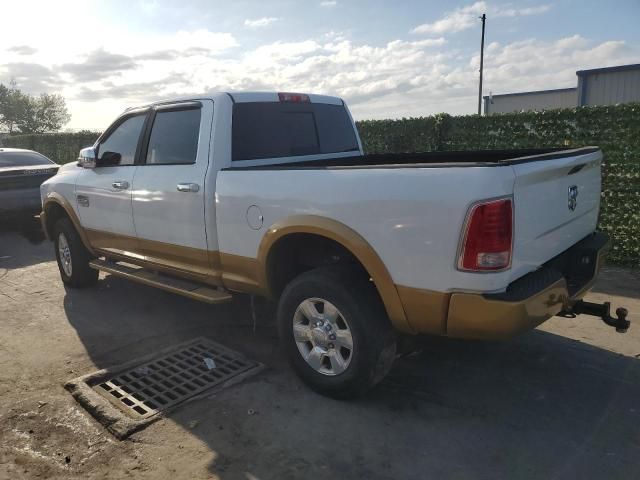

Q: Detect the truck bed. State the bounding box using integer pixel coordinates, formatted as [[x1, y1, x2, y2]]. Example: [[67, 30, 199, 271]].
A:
[[218, 144, 603, 297], [224, 147, 599, 169]]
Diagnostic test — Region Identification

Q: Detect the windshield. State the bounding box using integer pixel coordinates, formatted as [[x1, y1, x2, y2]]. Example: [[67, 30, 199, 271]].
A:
[[232, 102, 359, 161], [0, 151, 55, 167]]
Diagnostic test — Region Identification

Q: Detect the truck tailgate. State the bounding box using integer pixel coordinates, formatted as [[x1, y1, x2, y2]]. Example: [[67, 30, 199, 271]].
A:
[[511, 148, 602, 276]]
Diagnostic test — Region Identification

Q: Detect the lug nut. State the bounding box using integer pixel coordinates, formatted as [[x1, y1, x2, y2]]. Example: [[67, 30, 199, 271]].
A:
[[329, 334, 336, 340], [324, 324, 332, 331]]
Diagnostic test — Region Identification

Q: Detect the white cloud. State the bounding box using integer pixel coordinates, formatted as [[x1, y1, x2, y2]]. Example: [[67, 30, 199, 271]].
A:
[[0, 1, 634, 130], [29, 34, 640, 127], [244, 17, 279, 28], [470, 35, 637, 96], [412, 2, 486, 35], [494, 5, 552, 17], [412, 38, 447, 47], [159, 29, 238, 54], [7, 45, 38, 55], [411, 2, 552, 35], [246, 40, 321, 64], [320, 1, 338, 7], [139, 0, 160, 14]]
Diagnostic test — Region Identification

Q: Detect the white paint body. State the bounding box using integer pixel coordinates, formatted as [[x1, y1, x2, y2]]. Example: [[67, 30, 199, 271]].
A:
[[42, 92, 602, 294], [75, 165, 137, 236], [130, 100, 215, 252]]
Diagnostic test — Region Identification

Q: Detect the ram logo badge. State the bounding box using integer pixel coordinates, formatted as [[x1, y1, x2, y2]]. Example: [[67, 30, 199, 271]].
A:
[[568, 185, 578, 211]]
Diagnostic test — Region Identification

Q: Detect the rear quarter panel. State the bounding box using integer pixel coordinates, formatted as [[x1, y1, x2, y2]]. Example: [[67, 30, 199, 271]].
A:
[[216, 165, 517, 294]]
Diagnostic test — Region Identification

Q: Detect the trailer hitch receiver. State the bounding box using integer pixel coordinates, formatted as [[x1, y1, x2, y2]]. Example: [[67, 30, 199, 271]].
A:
[[558, 300, 630, 333]]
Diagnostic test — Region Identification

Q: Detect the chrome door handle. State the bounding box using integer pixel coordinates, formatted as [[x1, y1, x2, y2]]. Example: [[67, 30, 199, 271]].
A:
[[177, 183, 200, 193], [112, 180, 130, 190]]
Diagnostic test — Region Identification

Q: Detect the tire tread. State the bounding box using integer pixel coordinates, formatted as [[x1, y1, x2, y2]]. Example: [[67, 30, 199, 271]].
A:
[[53, 218, 98, 288], [277, 265, 396, 399]]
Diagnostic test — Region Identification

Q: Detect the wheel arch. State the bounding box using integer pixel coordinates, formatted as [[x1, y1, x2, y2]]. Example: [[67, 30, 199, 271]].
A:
[[257, 215, 411, 333], [42, 193, 95, 255]]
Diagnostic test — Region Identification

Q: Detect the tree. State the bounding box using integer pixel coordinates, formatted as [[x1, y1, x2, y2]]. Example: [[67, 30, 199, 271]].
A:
[[0, 82, 70, 134], [0, 81, 29, 134], [16, 94, 71, 134]]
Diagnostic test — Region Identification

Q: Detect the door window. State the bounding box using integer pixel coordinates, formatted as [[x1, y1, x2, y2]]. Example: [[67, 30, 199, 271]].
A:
[[98, 114, 146, 166], [145, 108, 201, 165]]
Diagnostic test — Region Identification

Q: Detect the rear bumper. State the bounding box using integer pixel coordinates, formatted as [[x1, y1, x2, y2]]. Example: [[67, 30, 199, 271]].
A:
[[0, 189, 42, 220], [445, 232, 609, 340], [0, 188, 41, 209], [446, 278, 568, 340]]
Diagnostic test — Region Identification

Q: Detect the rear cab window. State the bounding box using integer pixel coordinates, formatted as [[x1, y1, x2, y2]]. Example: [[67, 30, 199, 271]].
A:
[[232, 102, 359, 162], [0, 151, 54, 167]]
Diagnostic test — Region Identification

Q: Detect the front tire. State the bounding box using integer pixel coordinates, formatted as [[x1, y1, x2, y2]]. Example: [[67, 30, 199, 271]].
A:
[[277, 266, 396, 399], [53, 218, 98, 288]]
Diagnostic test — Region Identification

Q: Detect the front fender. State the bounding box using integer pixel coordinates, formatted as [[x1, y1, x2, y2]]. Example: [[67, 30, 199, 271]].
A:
[[42, 192, 95, 255]]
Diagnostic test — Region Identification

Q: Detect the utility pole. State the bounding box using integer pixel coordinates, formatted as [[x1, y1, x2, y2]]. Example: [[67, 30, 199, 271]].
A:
[[477, 13, 486, 115]]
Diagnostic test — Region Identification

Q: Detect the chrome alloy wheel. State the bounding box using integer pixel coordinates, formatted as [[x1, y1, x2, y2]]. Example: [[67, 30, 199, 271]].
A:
[[58, 232, 73, 277], [292, 297, 354, 376]]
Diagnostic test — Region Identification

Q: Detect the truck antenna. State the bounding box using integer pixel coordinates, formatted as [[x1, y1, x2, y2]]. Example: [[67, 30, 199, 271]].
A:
[[478, 13, 486, 115]]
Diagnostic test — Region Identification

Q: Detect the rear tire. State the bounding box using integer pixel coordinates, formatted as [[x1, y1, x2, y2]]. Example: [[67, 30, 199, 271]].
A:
[[277, 265, 396, 399], [53, 218, 98, 288]]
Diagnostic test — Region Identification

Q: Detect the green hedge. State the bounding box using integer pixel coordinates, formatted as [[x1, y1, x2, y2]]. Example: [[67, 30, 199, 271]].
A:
[[1, 104, 638, 265], [358, 104, 640, 266], [1, 131, 100, 165]]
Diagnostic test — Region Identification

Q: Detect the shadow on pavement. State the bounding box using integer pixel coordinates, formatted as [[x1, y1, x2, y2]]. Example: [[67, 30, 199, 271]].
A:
[[590, 266, 640, 300], [61, 272, 640, 480], [0, 220, 50, 270]]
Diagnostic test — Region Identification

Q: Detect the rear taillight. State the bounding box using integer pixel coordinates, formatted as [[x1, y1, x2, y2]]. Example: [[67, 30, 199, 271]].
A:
[[458, 197, 513, 271], [278, 92, 310, 103]]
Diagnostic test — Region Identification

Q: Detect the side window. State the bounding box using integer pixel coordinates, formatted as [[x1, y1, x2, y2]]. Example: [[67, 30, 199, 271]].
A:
[[145, 108, 201, 165], [98, 114, 146, 166]]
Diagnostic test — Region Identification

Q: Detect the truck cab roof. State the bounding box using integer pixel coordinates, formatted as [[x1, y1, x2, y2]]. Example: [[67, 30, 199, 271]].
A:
[[126, 91, 344, 113]]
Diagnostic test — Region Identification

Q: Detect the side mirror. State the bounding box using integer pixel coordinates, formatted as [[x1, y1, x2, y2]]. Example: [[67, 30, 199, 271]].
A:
[[99, 151, 122, 166], [77, 147, 97, 168]]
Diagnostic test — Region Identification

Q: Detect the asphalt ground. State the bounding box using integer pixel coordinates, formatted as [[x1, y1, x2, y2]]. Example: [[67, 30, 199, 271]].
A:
[[1, 228, 639, 479]]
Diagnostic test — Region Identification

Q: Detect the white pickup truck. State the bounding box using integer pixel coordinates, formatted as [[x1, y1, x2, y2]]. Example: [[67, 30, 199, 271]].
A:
[[40, 92, 629, 397]]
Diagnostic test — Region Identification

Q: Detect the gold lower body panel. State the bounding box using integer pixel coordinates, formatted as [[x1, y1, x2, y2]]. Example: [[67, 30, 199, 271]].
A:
[[83, 227, 604, 341], [87, 229, 222, 286], [446, 279, 569, 340], [396, 285, 450, 335], [218, 252, 263, 295], [399, 238, 607, 340], [396, 279, 570, 340], [86, 229, 263, 293]]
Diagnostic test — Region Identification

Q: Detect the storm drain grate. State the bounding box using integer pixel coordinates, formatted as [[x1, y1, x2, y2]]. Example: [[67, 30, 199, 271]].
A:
[[93, 338, 259, 419]]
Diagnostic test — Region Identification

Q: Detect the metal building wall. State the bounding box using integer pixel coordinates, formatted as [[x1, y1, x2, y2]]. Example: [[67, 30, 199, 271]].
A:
[[485, 88, 577, 114], [579, 66, 640, 106]]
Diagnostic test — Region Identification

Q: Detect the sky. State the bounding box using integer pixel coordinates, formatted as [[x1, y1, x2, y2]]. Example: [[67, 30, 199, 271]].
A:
[[1, 0, 639, 130]]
